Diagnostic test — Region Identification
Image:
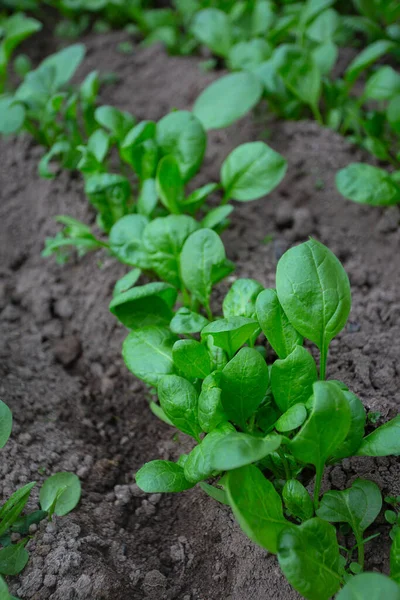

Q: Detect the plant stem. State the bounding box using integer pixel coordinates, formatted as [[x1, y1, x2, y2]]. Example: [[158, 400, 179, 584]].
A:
[[355, 531, 365, 570], [319, 342, 327, 380], [311, 104, 324, 126], [204, 301, 213, 321], [313, 466, 323, 510], [278, 449, 291, 481]]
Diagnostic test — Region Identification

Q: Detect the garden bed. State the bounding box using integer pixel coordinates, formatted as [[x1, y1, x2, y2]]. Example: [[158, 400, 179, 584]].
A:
[[1, 32, 399, 599]]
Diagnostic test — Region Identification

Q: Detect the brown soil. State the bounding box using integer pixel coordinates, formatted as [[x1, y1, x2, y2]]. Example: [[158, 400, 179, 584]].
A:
[[0, 32, 399, 600]]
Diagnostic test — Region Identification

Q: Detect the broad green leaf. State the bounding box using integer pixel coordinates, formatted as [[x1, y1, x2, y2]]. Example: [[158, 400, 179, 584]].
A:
[[207, 336, 228, 372], [300, 0, 335, 26], [156, 110, 206, 182], [276, 239, 351, 378], [0, 96, 25, 135], [227, 464, 291, 553], [391, 529, 400, 584], [356, 415, 400, 456], [172, 339, 212, 379], [109, 214, 149, 265], [110, 282, 177, 329], [271, 346, 318, 412], [220, 347, 269, 429], [290, 381, 351, 477], [221, 142, 287, 202], [201, 317, 260, 359], [180, 229, 232, 308], [256, 288, 303, 359], [184, 423, 235, 483], [337, 572, 400, 599], [223, 278, 264, 319], [329, 387, 366, 462], [0, 13, 41, 71], [283, 480, 314, 522], [0, 399, 12, 448], [193, 72, 263, 130], [198, 372, 228, 433], [228, 39, 272, 71], [39, 472, 81, 517], [85, 173, 131, 232], [113, 268, 141, 298], [33, 43, 85, 89], [120, 121, 157, 174], [142, 214, 199, 287], [306, 8, 339, 42], [94, 105, 135, 141], [277, 518, 342, 600], [317, 479, 382, 545], [336, 163, 400, 206], [201, 205, 233, 230], [122, 326, 177, 386], [210, 432, 282, 471], [199, 482, 229, 505], [138, 178, 158, 217], [345, 40, 396, 83], [312, 41, 338, 75], [365, 66, 400, 101], [190, 9, 231, 57], [0, 542, 28, 576], [136, 460, 195, 493], [275, 403, 308, 433], [158, 374, 201, 439], [277, 45, 321, 110], [170, 307, 209, 335], [156, 155, 184, 214]]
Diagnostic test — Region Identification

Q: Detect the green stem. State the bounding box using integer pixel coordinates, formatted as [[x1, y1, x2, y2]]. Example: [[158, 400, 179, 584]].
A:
[[311, 103, 324, 126], [313, 465, 323, 510], [221, 193, 230, 206], [319, 342, 328, 380], [204, 300, 213, 321], [354, 530, 365, 570], [278, 449, 291, 481]]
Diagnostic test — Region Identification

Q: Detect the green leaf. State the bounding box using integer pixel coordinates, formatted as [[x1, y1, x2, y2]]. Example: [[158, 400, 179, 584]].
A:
[[277, 45, 321, 110], [312, 41, 338, 75], [156, 155, 184, 214], [277, 518, 342, 600], [201, 317, 260, 359], [0, 399, 12, 448], [184, 423, 235, 483], [223, 278, 264, 319], [388, 97, 400, 135], [198, 372, 228, 433], [158, 374, 202, 439], [365, 66, 400, 101], [120, 121, 157, 176], [142, 214, 199, 287], [337, 572, 400, 599], [336, 163, 400, 206], [10, 510, 47, 536], [172, 339, 212, 379], [220, 347, 269, 429], [276, 239, 351, 379], [271, 346, 318, 412], [149, 401, 174, 427], [113, 268, 141, 298], [256, 288, 303, 359], [345, 40, 396, 84], [109, 282, 177, 329], [210, 432, 282, 471], [290, 381, 351, 478], [0, 575, 11, 599], [156, 110, 206, 182], [138, 178, 158, 217], [221, 142, 287, 202], [94, 105, 135, 141], [109, 214, 149, 265], [226, 464, 291, 553], [180, 229, 232, 309], [329, 387, 366, 462], [39, 472, 81, 517], [227, 39, 272, 72], [85, 173, 131, 232], [275, 403, 308, 433], [122, 326, 177, 386], [0, 13, 41, 71], [185, 183, 220, 212], [39, 141, 72, 179], [356, 415, 400, 456], [193, 72, 263, 130], [283, 480, 314, 522], [391, 529, 400, 584], [0, 482, 36, 538], [199, 482, 229, 505], [306, 8, 339, 42], [190, 9, 231, 57], [201, 205, 233, 229], [0, 96, 25, 135], [0, 542, 28, 576], [136, 460, 195, 493], [170, 307, 209, 335]]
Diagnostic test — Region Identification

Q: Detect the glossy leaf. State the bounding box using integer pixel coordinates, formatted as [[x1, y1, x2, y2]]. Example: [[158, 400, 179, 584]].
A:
[[365, 66, 400, 101], [172, 339, 212, 379], [109, 214, 149, 265], [113, 268, 141, 298], [271, 346, 318, 412], [0, 542, 29, 576], [170, 307, 209, 335], [201, 317, 260, 359], [39, 472, 81, 517], [158, 374, 201, 439], [210, 432, 282, 471], [156, 155, 184, 214], [122, 326, 177, 386], [329, 386, 366, 462], [184, 423, 235, 483], [337, 572, 400, 599], [356, 415, 400, 456], [110, 282, 177, 329], [190, 9, 231, 57], [0, 400, 12, 448], [275, 403, 308, 433], [136, 460, 195, 493], [283, 480, 314, 522], [223, 278, 264, 319], [201, 205, 233, 230], [336, 163, 400, 206], [198, 372, 228, 433], [391, 529, 400, 584], [345, 40, 396, 83]]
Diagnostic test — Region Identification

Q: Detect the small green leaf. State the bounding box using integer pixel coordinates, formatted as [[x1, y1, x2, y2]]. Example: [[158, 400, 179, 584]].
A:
[[156, 155, 184, 214], [329, 387, 366, 462], [283, 480, 314, 522], [345, 40, 396, 84], [0, 482, 36, 538], [190, 9, 231, 57], [365, 66, 400, 101], [356, 415, 400, 457], [158, 375, 202, 440], [391, 529, 400, 584], [220, 347, 269, 429], [223, 278, 264, 320], [94, 105, 135, 141], [0, 400, 12, 448], [39, 472, 81, 517], [110, 282, 177, 329], [184, 423, 235, 483], [337, 572, 400, 599], [275, 404, 308, 433], [199, 482, 229, 505], [278, 518, 342, 600], [113, 268, 141, 298], [221, 142, 287, 202], [210, 432, 282, 471], [0, 542, 29, 576], [138, 178, 158, 217], [193, 72, 263, 130], [198, 372, 228, 433], [109, 214, 149, 265], [122, 326, 177, 386], [170, 307, 209, 335], [278, 45, 321, 110], [0, 96, 25, 135], [256, 288, 303, 359], [149, 401, 173, 426], [136, 460, 195, 493], [228, 39, 272, 71], [271, 346, 317, 413], [201, 205, 233, 229], [172, 339, 212, 379], [336, 163, 400, 206], [201, 317, 260, 359], [227, 464, 291, 553]]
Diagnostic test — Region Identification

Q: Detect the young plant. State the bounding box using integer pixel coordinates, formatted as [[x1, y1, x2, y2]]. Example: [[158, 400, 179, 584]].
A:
[[123, 239, 400, 600], [336, 163, 400, 206]]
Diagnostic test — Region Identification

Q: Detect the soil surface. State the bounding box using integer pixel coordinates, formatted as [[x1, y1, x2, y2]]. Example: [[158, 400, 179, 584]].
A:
[[1, 32, 400, 600]]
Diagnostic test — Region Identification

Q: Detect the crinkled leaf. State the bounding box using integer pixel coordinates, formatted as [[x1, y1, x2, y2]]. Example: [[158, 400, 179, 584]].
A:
[[271, 346, 317, 412], [110, 282, 177, 329], [198, 372, 228, 433], [283, 480, 314, 522], [201, 317, 260, 359], [136, 460, 195, 493], [122, 326, 177, 386], [158, 375, 201, 440], [172, 339, 212, 379], [109, 214, 149, 265], [184, 423, 235, 483]]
